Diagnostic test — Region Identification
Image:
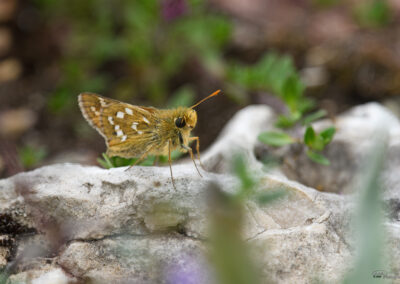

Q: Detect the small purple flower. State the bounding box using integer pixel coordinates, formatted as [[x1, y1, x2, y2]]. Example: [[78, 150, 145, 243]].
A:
[[161, 0, 188, 21], [164, 254, 215, 284]]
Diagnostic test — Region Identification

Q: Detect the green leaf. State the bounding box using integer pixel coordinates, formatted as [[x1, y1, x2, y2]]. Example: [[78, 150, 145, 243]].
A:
[[258, 132, 295, 147], [282, 75, 304, 111], [304, 126, 325, 150], [320, 126, 336, 145], [98, 153, 114, 168], [304, 126, 316, 147], [302, 109, 327, 125], [97, 157, 109, 169], [306, 150, 330, 165]]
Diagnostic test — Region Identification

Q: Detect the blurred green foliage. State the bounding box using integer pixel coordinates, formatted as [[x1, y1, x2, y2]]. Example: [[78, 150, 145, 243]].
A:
[[258, 124, 335, 166], [354, 0, 393, 28], [208, 188, 261, 284], [35, 0, 337, 167], [258, 131, 295, 147], [220, 144, 390, 283], [232, 154, 258, 199], [233, 154, 286, 204], [166, 85, 196, 108], [231, 53, 336, 165], [208, 154, 286, 284], [312, 0, 393, 28], [344, 137, 387, 283], [304, 125, 335, 165], [34, 0, 232, 114], [0, 273, 6, 284], [18, 145, 47, 169], [228, 53, 313, 128]]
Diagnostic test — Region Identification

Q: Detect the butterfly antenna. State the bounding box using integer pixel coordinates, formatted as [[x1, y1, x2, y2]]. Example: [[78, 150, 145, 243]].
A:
[[190, 90, 221, 109]]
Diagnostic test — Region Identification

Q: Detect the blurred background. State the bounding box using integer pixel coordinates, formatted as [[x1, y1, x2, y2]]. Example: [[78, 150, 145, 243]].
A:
[[1, 0, 400, 178]]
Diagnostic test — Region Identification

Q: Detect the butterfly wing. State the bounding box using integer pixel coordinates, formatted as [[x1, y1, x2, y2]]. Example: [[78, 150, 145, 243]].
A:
[[101, 102, 159, 158], [78, 92, 110, 138], [78, 93, 159, 158]]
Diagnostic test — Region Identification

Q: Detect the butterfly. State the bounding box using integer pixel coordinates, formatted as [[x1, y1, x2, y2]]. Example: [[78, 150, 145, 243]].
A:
[[78, 90, 221, 188]]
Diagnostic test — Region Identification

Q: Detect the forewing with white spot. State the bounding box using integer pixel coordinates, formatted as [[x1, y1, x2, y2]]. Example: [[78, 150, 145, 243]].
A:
[[78, 93, 113, 140], [103, 106, 159, 157], [78, 92, 159, 158]]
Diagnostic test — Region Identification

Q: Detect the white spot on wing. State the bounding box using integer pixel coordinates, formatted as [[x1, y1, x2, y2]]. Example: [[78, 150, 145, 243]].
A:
[[116, 111, 124, 119], [137, 130, 143, 135], [143, 117, 150, 124], [121, 135, 127, 142], [131, 123, 137, 131], [114, 125, 120, 131], [125, 108, 133, 115], [99, 98, 107, 107], [116, 130, 124, 137], [95, 111, 100, 116], [108, 116, 114, 125], [90, 106, 96, 112]]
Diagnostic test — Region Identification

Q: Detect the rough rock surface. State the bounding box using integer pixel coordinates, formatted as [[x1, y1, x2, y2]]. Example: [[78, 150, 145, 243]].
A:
[[1, 103, 400, 283]]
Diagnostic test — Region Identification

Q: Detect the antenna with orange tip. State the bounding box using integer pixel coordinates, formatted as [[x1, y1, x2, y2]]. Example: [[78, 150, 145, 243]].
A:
[[190, 90, 221, 109]]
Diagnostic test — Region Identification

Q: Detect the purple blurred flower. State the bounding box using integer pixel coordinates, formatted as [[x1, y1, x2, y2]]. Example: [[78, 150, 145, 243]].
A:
[[164, 254, 215, 284], [161, 0, 188, 21]]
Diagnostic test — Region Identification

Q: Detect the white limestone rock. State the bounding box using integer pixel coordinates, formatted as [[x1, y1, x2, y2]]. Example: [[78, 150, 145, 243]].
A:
[[0, 103, 399, 283]]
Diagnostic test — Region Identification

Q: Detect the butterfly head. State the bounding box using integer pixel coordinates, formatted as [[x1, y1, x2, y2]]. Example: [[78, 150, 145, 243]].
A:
[[175, 108, 197, 130], [174, 89, 221, 131]]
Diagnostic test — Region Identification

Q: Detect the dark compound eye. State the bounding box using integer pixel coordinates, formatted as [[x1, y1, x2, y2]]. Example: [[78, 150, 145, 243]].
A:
[[175, 117, 186, 128]]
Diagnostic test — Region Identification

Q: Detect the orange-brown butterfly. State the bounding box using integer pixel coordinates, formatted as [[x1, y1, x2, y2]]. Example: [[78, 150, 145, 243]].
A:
[[78, 90, 221, 188]]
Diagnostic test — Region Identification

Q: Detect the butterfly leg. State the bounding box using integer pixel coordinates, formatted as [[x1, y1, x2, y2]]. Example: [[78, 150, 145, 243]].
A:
[[189, 136, 205, 170], [182, 144, 202, 178], [168, 139, 177, 190]]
